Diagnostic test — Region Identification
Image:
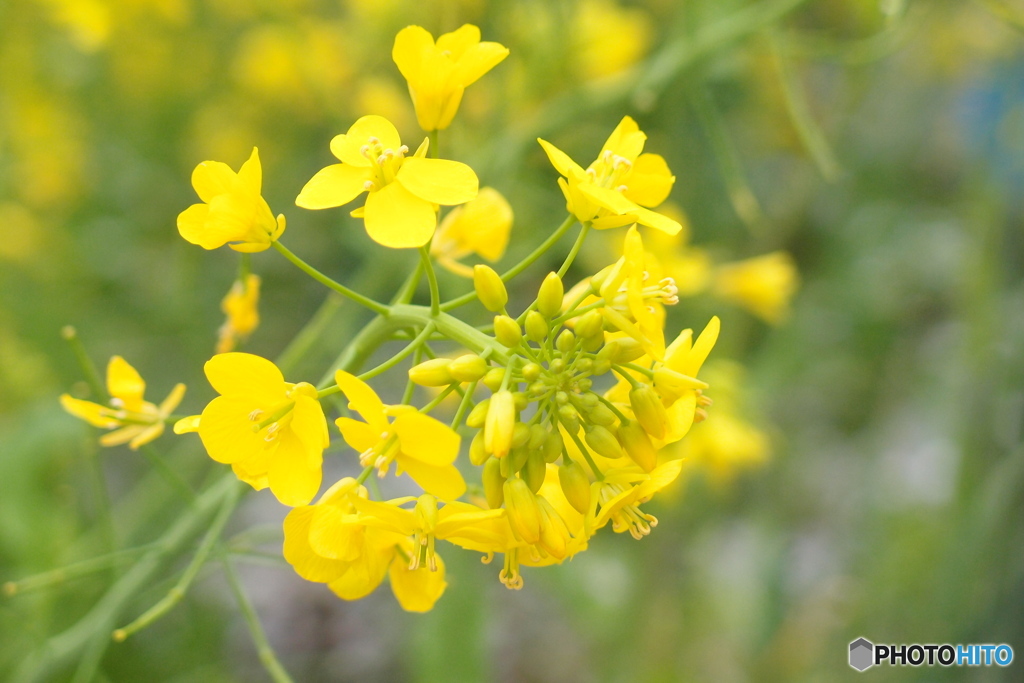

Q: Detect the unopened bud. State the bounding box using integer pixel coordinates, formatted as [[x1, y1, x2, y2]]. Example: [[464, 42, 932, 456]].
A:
[[511, 422, 531, 449], [525, 311, 548, 342], [482, 368, 505, 392], [485, 390, 516, 457], [575, 358, 593, 374], [483, 458, 505, 509], [591, 358, 612, 375], [585, 425, 623, 460], [617, 419, 657, 472], [466, 398, 490, 428], [474, 264, 508, 312], [528, 423, 548, 450], [469, 430, 489, 466], [559, 460, 591, 514], [504, 477, 542, 544], [583, 333, 604, 353], [449, 354, 489, 382], [598, 338, 644, 364], [629, 385, 667, 440], [522, 449, 546, 493], [536, 496, 571, 559], [513, 391, 528, 411], [575, 310, 604, 339], [549, 358, 565, 374], [653, 367, 708, 403], [555, 329, 576, 354], [408, 358, 453, 386], [537, 272, 564, 318], [503, 444, 529, 477], [558, 404, 580, 433], [543, 429, 564, 463], [585, 401, 617, 427], [522, 362, 542, 381], [494, 315, 522, 348]]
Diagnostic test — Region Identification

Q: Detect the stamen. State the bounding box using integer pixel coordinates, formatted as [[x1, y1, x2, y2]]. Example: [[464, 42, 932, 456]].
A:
[[363, 180, 375, 191], [248, 409, 264, 422]]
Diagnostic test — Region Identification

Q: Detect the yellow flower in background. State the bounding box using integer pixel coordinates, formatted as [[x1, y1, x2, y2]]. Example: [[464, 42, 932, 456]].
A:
[[431, 187, 514, 276], [177, 147, 286, 252], [392, 24, 509, 131], [61, 356, 185, 450], [216, 273, 261, 354], [295, 115, 478, 249], [539, 116, 681, 234], [334, 371, 466, 500], [188, 353, 328, 506], [714, 251, 799, 325], [572, 0, 653, 80]]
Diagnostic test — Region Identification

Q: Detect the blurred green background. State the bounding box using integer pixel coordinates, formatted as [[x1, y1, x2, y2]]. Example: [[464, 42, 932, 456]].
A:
[[2, 0, 1023, 680]]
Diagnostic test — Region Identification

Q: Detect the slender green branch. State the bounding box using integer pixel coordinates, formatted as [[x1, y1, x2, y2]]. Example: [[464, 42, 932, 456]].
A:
[[61, 326, 107, 401], [565, 427, 604, 481], [273, 241, 389, 315], [557, 222, 591, 278], [420, 246, 441, 317], [451, 380, 479, 430], [354, 323, 435, 384], [394, 260, 424, 305], [619, 362, 655, 379], [429, 129, 440, 158], [552, 299, 606, 327], [138, 445, 196, 504], [356, 464, 375, 485], [3, 544, 160, 597], [596, 393, 630, 424], [220, 555, 295, 683], [421, 385, 458, 413]]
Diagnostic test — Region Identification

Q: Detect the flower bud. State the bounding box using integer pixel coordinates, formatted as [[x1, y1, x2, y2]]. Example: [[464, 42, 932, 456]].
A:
[[522, 362, 542, 381], [449, 354, 489, 382], [466, 397, 490, 428], [585, 425, 623, 460], [558, 404, 580, 433], [549, 358, 565, 374], [554, 390, 569, 405], [575, 358, 593, 374], [583, 333, 604, 353], [653, 367, 708, 403], [575, 392, 599, 411], [474, 264, 507, 312], [559, 460, 591, 514], [483, 457, 505, 509], [513, 391, 528, 411], [629, 385, 667, 440], [469, 429, 489, 466], [511, 422, 531, 449], [485, 390, 516, 457], [504, 477, 542, 544], [543, 429, 564, 463], [502, 444, 529, 477], [617, 419, 657, 472], [536, 496, 571, 559], [482, 368, 505, 392], [494, 315, 522, 348], [585, 401, 617, 427], [528, 381, 547, 396], [577, 378, 592, 391], [522, 449, 546, 493], [537, 272, 564, 318], [555, 329, 576, 354], [591, 358, 612, 375], [575, 310, 604, 339], [408, 358, 453, 386], [598, 338, 644, 364], [528, 423, 548, 450], [525, 311, 548, 342]]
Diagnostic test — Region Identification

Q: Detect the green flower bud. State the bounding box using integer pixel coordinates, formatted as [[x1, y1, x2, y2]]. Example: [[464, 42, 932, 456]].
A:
[[576, 377, 593, 391], [482, 368, 505, 392], [474, 264, 508, 312], [513, 391, 528, 411], [555, 329, 576, 354], [575, 309, 604, 339], [585, 401, 617, 427], [449, 354, 489, 383], [543, 429, 564, 463], [558, 404, 580, 433], [522, 362, 542, 381], [502, 444, 529, 477], [576, 392, 599, 411], [559, 460, 591, 514], [511, 421, 531, 449], [469, 429, 489, 466], [555, 390, 569, 405], [522, 448, 546, 493], [583, 333, 605, 353], [528, 381, 547, 396], [549, 358, 565, 374], [617, 419, 657, 472], [537, 272, 564, 319], [528, 423, 548, 450], [408, 358, 453, 386], [483, 457, 505, 509], [525, 310, 548, 342], [575, 358, 593, 374], [629, 384, 668, 440], [494, 315, 523, 348], [598, 338, 644, 364], [504, 477, 542, 544], [591, 358, 612, 375], [466, 397, 490, 428], [585, 424, 623, 460]]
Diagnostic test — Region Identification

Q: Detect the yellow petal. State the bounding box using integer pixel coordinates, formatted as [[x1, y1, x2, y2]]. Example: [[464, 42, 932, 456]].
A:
[[334, 116, 402, 167], [396, 458, 466, 501], [392, 412, 460, 466], [451, 41, 509, 86], [335, 417, 379, 454], [393, 25, 435, 85], [267, 429, 322, 506], [231, 461, 268, 491], [623, 153, 674, 207], [283, 507, 349, 583], [351, 497, 417, 536], [435, 24, 479, 58], [630, 206, 682, 235], [296, 164, 371, 209], [538, 139, 585, 179], [100, 425, 146, 447], [204, 352, 284, 401], [159, 383, 187, 416], [396, 157, 478, 206], [237, 147, 262, 195], [60, 395, 119, 428], [308, 505, 364, 561], [177, 203, 219, 249], [681, 316, 719, 378], [128, 423, 165, 450], [107, 356, 145, 408], [198, 395, 269, 464], [576, 183, 637, 216], [191, 160, 242, 203], [363, 181, 436, 249], [601, 116, 646, 161], [328, 536, 394, 600], [334, 371, 389, 433], [173, 415, 201, 434], [293, 395, 329, 451], [389, 551, 447, 612]]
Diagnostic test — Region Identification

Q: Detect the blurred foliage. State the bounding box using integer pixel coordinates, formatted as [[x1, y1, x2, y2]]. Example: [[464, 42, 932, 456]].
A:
[[2, 0, 1023, 680]]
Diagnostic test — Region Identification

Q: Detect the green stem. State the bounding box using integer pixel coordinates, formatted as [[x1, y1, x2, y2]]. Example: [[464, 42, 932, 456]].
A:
[[557, 222, 590, 278], [3, 543, 160, 597], [421, 385, 458, 413], [619, 362, 655, 379], [441, 214, 577, 311], [565, 427, 604, 481], [552, 299, 605, 327], [138, 445, 196, 504], [611, 364, 643, 388], [429, 129, 439, 158], [596, 394, 630, 424], [220, 555, 295, 683], [420, 246, 441, 317], [61, 326, 107, 402], [451, 380, 478, 430], [273, 241, 389, 315], [394, 260, 424, 305], [351, 323, 435, 384], [356, 465, 374, 485]]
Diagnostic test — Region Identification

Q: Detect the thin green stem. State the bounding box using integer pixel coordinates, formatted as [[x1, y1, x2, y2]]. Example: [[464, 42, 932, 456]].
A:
[[421, 385, 458, 413], [420, 246, 441, 317], [138, 445, 196, 504], [565, 427, 604, 481], [402, 348, 423, 405], [441, 214, 577, 311], [451, 380, 479, 430], [61, 326, 107, 401], [357, 322, 434, 383], [557, 222, 591, 278], [273, 241, 389, 315], [596, 394, 630, 424], [394, 260, 424, 305], [619, 362, 655, 379], [611, 364, 643, 388], [356, 465, 375, 485], [429, 129, 439, 158], [3, 543, 160, 597], [552, 299, 605, 327], [220, 555, 295, 683]]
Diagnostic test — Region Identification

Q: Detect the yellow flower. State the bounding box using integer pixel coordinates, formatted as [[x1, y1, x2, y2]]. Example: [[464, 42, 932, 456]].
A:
[[572, 0, 653, 80], [592, 458, 684, 539], [538, 116, 681, 234], [61, 356, 185, 450], [191, 353, 328, 506], [334, 371, 466, 501], [295, 115, 479, 249], [431, 187, 513, 276], [283, 478, 448, 612], [216, 273, 261, 354], [714, 251, 799, 325], [177, 147, 286, 252], [392, 24, 509, 132]]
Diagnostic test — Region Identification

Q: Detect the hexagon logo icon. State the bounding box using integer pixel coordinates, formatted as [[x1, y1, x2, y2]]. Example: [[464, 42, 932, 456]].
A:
[[849, 637, 874, 671]]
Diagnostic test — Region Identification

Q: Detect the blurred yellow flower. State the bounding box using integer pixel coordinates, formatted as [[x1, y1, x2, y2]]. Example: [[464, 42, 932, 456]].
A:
[[392, 24, 509, 131], [216, 273, 261, 354], [431, 187, 514, 276], [539, 116, 680, 234], [177, 147, 286, 252], [61, 356, 185, 450], [334, 370, 466, 500], [714, 251, 799, 324], [191, 353, 327, 506], [572, 0, 653, 80], [296, 115, 478, 249]]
